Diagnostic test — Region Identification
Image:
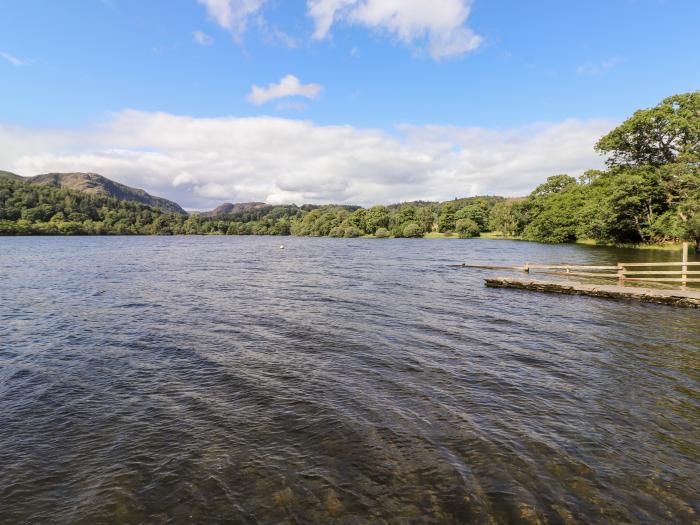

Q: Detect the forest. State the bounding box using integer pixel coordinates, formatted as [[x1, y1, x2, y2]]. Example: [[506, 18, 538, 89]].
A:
[[1, 92, 698, 249]]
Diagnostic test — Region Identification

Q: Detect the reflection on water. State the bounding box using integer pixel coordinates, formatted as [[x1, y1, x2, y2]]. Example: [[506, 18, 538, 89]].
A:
[[0, 236, 698, 524]]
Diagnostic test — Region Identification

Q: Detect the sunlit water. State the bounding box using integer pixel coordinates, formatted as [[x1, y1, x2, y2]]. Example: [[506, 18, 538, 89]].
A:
[[1, 236, 699, 524]]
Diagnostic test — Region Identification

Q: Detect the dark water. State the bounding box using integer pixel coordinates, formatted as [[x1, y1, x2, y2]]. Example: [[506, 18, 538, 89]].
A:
[[1, 236, 699, 524]]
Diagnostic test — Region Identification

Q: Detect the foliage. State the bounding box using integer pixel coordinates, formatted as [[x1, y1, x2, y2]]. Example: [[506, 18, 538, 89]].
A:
[[521, 175, 583, 243], [489, 200, 526, 236], [576, 167, 665, 244], [455, 218, 480, 238], [591, 91, 700, 249], [519, 91, 700, 248], [595, 91, 700, 167], [374, 227, 391, 238], [455, 205, 488, 231], [437, 196, 504, 233], [401, 222, 423, 238], [0, 178, 178, 235]]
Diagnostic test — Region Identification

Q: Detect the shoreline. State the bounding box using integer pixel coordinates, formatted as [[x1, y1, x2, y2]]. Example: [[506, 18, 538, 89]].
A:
[[2, 232, 693, 252], [366, 231, 692, 251]]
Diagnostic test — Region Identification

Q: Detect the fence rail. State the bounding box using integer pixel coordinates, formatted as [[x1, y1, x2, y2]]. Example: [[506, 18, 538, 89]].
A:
[[620, 270, 700, 275], [617, 262, 700, 267], [621, 278, 700, 283]]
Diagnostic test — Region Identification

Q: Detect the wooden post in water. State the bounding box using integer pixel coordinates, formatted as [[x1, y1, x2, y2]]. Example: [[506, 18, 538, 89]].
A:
[[682, 242, 689, 289], [617, 263, 625, 286]]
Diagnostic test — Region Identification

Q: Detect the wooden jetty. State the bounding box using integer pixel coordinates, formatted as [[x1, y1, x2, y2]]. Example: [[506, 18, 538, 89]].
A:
[[455, 242, 700, 307], [485, 277, 700, 308], [455, 242, 700, 285]]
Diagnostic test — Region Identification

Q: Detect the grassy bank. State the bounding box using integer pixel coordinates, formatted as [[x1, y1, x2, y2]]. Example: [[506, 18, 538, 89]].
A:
[[574, 238, 688, 251], [361, 230, 691, 251]]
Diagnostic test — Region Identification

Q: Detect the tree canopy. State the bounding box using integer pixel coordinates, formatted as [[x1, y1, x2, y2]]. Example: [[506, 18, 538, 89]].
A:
[[596, 91, 700, 167]]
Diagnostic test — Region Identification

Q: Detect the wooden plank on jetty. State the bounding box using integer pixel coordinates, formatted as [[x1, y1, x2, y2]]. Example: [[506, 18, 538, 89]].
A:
[[485, 277, 700, 308], [449, 263, 528, 270]]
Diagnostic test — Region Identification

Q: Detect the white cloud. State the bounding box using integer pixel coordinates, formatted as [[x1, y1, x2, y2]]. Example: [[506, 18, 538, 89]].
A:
[[197, 0, 265, 38], [0, 51, 29, 66], [255, 17, 300, 48], [192, 30, 214, 45], [1, 111, 612, 209], [577, 56, 623, 76], [247, 75, 323, 105], [194, 0, 480, 58], [307, 0, 482, 59], [308, 0, 355, 39], [275, 101, 309, 112]]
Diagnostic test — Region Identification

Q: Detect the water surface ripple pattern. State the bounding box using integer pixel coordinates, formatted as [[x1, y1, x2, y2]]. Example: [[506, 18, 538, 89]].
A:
[[1, 237, 699, 524]]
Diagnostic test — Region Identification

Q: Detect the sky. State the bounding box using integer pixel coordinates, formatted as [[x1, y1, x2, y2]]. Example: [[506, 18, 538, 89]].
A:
[[0, 0, 698, 209]]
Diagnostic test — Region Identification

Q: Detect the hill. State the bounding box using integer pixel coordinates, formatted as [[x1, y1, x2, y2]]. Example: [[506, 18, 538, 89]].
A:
[[26, 172, 187, 214], [0, 170, 23, 181], [0, 176, 183, 235], [200, 202, 268, 217]]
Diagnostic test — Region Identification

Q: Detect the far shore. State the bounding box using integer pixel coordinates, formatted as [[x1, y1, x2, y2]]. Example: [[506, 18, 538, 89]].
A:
[[3, 231, 694, 252], [356, 231, 691, 251]]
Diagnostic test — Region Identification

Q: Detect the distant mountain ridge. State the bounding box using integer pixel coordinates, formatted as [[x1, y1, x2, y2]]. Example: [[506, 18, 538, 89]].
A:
[[200, 202, 268, 217], [0, 171, 186, 214]]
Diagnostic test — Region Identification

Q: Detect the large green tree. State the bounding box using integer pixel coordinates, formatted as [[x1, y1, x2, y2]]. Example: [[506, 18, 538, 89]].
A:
[[595, 91, 700, 167], [595, 91, 700, 249], [521, 175, 584, 243]]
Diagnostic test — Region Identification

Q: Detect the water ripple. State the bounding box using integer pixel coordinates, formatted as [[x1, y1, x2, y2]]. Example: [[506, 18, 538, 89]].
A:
[[0, 236, 698, 524]]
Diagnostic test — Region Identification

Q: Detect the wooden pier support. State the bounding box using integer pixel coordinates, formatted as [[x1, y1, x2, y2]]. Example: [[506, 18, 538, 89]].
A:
[[682, 241, 689, 289], [485, 277, 700, 308]]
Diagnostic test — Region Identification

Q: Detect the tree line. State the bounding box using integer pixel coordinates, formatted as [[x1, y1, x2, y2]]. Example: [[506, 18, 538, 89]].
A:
[[489, 92, 699, 249], [1, 92, 698, 249], [0, 177, 502, 238]]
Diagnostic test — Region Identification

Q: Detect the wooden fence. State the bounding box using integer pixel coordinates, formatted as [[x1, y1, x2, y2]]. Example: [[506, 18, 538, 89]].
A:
[[458, 242, 699, 288]]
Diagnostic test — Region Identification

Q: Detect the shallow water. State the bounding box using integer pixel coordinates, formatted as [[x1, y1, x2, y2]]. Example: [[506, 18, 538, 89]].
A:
[[1, 236, 699, 524]]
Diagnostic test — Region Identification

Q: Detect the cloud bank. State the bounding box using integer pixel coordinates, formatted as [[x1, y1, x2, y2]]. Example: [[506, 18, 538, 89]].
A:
[[1, 111, 612, 210]]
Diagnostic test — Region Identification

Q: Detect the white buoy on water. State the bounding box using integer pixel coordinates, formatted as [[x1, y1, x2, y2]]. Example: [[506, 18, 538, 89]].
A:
[[279, 245, 285, 249]]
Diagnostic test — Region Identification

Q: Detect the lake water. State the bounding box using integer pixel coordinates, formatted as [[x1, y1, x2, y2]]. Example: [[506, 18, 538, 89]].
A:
[[1, 236, 698, 524]]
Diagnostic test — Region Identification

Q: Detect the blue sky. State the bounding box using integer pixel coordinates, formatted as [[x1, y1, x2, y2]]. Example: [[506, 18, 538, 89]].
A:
[[1, 0, 698, 208]]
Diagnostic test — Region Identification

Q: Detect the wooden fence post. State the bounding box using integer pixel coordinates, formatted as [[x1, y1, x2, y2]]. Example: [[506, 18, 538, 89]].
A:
[[682, 242, 689, 289], [617, 263, 625, 286]]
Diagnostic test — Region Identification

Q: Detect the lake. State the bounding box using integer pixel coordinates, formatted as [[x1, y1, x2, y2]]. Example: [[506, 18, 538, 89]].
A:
[[1, 236, 698, 524]]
